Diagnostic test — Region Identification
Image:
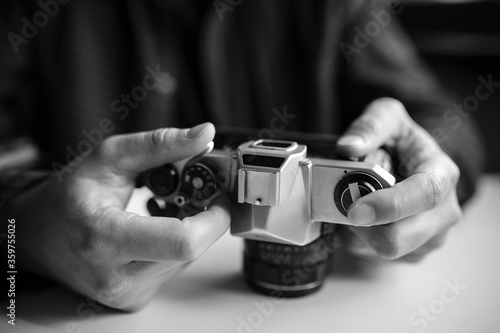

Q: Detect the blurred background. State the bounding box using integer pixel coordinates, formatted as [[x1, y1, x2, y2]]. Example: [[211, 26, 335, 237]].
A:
[[0, 0, 498, 173], [398, 0, 500, 172]]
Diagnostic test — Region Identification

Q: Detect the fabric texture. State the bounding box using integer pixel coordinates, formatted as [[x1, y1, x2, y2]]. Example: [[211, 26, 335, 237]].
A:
[[0, 0, 484, 205]]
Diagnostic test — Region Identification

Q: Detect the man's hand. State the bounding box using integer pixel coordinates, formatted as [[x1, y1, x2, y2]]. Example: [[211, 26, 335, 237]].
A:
[[336, 98, 462, 262], [8, 123, 230, 310]]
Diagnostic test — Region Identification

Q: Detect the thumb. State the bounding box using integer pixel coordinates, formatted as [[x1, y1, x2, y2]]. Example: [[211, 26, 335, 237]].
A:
[[336, 98, 411, 157], [97, 122, 215, 175]]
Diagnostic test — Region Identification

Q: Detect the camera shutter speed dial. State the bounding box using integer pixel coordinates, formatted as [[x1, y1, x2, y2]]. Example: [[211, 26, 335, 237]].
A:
[[177, 163, 218, 208], [334, 171, 383, 217]]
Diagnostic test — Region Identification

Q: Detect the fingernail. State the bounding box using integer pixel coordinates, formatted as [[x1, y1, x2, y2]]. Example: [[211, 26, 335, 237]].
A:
[[348, 204, 376, 225], [337, 135, 365, 147], [205, 141, 214, 154], [186, 122, 212, 139]]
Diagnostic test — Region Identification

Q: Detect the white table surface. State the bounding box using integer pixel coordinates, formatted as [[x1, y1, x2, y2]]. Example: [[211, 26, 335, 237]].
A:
[[2, 175, 500, 333]]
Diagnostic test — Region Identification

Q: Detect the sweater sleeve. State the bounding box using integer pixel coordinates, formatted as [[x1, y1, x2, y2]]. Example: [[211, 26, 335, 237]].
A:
[[0, 1, 50, 208], [338, 0, 485, 204]]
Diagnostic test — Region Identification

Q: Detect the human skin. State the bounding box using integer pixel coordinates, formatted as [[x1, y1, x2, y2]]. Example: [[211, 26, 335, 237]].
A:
[[2, 98, 461, 310], [337, 98, 461, 262], [2, 122, 230, 311]]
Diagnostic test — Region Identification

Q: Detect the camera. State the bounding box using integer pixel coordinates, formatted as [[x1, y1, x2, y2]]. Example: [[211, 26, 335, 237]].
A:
[[139, 132, 395, 297]]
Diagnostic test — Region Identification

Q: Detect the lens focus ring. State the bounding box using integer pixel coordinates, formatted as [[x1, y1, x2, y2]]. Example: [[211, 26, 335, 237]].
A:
[[243, 231, 336, 298]]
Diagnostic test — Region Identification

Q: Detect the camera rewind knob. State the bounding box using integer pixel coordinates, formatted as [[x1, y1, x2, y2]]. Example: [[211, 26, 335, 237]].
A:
[[334, 171, 383, 217]]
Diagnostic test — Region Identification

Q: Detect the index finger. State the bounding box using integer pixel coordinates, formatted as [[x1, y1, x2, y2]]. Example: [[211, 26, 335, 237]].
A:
[[336, 98, 412, 157], [347, 153, 460, 226], [103, 195, 231, 262]]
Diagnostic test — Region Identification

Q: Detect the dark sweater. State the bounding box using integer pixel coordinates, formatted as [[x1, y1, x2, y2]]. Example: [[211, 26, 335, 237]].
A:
[[0, 0, 484, 204]]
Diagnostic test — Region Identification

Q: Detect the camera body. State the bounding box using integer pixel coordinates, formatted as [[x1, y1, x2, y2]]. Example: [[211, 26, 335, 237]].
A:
[[143, 139, 395, 246]]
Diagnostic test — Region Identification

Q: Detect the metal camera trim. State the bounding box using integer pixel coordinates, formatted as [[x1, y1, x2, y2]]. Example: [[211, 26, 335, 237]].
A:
[[144, 139, 395, 246]]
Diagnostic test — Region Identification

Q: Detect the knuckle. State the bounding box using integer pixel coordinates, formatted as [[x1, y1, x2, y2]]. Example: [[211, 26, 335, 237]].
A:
[[149, 128, 175, 151], [174, 227, 203, 262], [448, 158, 461, 184], [448, 201, 463, 226], [93, 274, 131, 309], [99, 135, 114, 152], [375, 97, 413, 128], [368, 226, 404, 260], [78, 226, 103, 258], [97, 135, 118, 160], [352, 115, 382, 135], [77, 207, 119, 261], [71, 206, 107, 259], [95, 135, 126, 170], [377, 97, 408, 118], [385, 193, 403, 222], [413, 142, 434, 163], [426, 173, 444, 210]]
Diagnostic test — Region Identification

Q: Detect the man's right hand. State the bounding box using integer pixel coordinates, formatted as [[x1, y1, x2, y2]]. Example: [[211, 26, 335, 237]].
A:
[[4, 123, 230, 311]]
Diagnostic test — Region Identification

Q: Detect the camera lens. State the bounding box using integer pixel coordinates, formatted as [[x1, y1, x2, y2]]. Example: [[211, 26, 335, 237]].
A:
[[243, 226, 336, 298], [145, 164, 179, 196]]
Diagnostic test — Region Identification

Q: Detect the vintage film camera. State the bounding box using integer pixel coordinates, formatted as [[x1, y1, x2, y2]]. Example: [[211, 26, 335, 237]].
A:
[[139, 130, 395, 297]]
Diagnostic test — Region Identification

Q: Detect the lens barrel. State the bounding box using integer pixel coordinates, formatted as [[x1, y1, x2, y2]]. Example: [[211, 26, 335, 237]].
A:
[[243, 226, 336, 298]]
